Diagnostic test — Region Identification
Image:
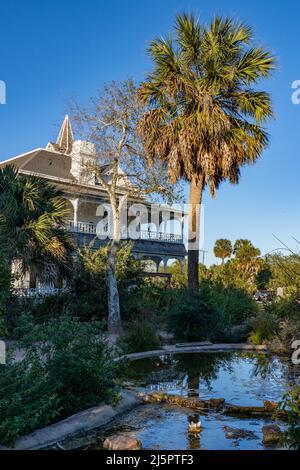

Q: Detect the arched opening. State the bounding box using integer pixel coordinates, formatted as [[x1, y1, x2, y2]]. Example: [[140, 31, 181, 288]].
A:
[[140, 255, 162, 273], [159, 257, 183, 274]]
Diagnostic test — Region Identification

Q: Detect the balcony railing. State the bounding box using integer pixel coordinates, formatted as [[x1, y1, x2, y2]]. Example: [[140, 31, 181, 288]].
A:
[[68, 221, 183, 244], [15, 287, 70, 298], [138, 230, 183, 244], [69, 221, 97, 234]]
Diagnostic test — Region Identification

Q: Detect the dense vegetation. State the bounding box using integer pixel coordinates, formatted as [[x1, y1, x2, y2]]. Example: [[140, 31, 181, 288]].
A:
[[1, 238, 299, 350], [0, 254, 11, 336], [0, 316, 122, 447]]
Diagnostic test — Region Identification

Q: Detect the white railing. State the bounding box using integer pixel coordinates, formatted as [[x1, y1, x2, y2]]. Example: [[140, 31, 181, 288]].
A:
[[138, 230, 183, 244], [15, 287, 70, 298], [68, 221, 183, 244], [69, 221, 97, 234]]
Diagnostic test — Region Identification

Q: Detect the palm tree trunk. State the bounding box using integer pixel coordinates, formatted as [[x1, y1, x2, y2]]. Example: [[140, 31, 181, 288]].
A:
[[106, 202, 122, 336], [188, 175, 204, 296]]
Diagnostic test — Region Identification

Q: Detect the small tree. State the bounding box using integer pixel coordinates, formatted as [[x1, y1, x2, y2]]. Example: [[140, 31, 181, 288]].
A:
[[0, 166, 74, 281], [214, 239, 233, 264], [72, 80, 180, 336]]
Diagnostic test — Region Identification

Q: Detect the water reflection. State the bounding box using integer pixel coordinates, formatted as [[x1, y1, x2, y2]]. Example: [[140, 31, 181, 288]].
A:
[[128, 352, 298, 406], [83, 353, 299, 450], [187, 414, 201, 449]]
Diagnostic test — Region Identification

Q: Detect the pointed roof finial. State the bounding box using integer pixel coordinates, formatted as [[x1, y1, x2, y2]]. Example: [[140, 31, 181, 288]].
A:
[[56, 115, 74, 154]]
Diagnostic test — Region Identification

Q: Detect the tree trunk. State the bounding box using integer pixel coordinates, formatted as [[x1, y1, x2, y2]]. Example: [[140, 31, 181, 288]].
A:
[[188, 176, 204, 296], [106, 202, 122, 336]]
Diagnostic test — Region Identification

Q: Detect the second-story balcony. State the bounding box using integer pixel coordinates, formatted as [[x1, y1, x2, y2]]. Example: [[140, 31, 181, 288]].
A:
[[68, 221, 184, 244]]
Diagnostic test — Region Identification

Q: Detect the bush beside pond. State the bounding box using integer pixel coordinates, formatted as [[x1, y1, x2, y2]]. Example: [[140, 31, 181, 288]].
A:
[[0, 316, 122, 447], [118, 319, 161, 353], [166, 284, 258, 343]]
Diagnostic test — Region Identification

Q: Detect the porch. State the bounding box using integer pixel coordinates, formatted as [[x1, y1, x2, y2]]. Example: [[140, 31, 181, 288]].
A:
[[68, 220, 184, 244]]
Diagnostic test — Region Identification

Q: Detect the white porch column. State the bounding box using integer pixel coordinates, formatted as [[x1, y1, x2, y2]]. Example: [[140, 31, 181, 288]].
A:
[[169, 211, 175, 237], [181, 213, 184, 239], [69, 198, 80, 229]]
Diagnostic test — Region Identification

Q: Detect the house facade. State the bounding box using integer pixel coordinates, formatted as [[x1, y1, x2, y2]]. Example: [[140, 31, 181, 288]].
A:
[[0, 116, 187, 293]]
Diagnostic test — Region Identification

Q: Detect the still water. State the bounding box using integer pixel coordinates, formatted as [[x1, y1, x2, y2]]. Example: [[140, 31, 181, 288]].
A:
[[86, 353, 299, 450]]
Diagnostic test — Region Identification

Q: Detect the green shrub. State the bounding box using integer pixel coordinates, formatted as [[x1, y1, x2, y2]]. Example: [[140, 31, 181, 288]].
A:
[[0, 315, 120, 446], [280, 385, 300, 449], [210, 285, 258, 328], [0, 254, 11, 337], [166, 284, 258, 343], [281, 385, 300, 419], [266, 254, 300, 293], [248, 308, 278, 344], [118, 319, 161, 353], [121, 280, 174, 324], [267, 291, 300, 324], [166, 287, 216, 342], [257, 291, 300, 352]]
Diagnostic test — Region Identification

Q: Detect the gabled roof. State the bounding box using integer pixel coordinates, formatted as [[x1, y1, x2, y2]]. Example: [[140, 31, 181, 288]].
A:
[[0, 116, 77, 180], [0, 148, 43, 170], [0, 148, 75, 181]]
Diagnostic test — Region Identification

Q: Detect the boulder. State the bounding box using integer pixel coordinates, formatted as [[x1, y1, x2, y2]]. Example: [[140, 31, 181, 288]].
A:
[[262, 424, 283, 446], [223, 426, 258, 440], [224, 403, 287, 418], [103, 434, 141, 450]]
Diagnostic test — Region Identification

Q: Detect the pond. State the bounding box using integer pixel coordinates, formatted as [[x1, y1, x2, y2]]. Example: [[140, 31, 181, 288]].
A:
[[85, 352, 300, 450]]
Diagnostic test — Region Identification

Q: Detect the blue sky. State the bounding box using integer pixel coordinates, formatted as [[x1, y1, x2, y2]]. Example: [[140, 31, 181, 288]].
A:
[[0, 0, 299, 265]]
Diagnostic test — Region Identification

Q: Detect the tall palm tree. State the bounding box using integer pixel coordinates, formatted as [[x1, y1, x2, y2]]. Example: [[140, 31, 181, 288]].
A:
[[214, 238, 233, 264], [0, 165, 74, 282], [138, 14, 275, 294]]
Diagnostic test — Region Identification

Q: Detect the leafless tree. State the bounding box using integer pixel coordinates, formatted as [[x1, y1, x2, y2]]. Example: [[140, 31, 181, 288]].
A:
[[72, 80, 181, 336]]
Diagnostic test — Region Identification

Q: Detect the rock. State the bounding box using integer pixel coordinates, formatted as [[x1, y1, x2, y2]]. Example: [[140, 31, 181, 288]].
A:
[[262, 424, 283, 446], [103, 435, 142, 450], [223, 426, 258, 440], [139, 392, 168, 403], [224, 403, 287, 418]]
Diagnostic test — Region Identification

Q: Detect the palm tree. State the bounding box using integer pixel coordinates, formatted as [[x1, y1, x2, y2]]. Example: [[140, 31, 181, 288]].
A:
[[233, 239, 261, 276], [0, 165, 74, 283], [214, 238, 233, 264], [138, 14, 275, 294]]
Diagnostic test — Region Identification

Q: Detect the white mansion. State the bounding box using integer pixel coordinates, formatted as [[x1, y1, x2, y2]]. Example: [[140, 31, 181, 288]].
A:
[[0, 116, 186, 292]]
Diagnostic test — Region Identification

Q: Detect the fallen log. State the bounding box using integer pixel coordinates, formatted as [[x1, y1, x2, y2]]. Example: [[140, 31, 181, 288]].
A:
[[139, 392, 225, 410], [223, 401, 288, 419], [139, 393, 289, 419]]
